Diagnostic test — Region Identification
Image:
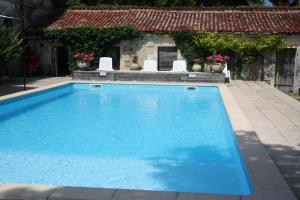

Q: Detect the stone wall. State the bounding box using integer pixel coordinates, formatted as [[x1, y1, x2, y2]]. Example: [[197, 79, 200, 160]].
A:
[[118, 34, 184, 70], [73, 70, 226, 83], [293, 47, 300, 93]]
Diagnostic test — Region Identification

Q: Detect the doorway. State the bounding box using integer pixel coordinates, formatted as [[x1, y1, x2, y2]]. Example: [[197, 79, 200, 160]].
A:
[[158, 47, 177, 71], [103, 47, 120, 70], [50, 46, 69, 76], [275, 48, 296, 92]]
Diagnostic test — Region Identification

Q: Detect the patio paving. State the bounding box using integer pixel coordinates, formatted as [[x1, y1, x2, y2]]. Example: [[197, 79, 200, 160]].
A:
[[229, 80, 300, 199], [0, 76, 71, 97]]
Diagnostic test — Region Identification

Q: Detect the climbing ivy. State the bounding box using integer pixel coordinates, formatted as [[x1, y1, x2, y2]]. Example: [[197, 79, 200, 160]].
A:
[[45, 25, 140, 71], [171, 31, 286, 75]]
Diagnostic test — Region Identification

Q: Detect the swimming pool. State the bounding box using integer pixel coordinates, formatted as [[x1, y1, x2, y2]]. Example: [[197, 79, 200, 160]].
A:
[[0, 83, 253, 195]]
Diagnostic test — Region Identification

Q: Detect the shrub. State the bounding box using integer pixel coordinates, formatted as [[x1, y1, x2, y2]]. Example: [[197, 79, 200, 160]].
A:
[[0, 25, 23, 73]]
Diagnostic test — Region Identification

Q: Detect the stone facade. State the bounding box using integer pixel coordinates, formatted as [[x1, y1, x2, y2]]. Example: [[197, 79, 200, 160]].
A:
[[118, 34, 184, 70]]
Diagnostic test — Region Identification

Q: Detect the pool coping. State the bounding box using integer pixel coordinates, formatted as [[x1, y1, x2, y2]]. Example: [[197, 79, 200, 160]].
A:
[[0, 81, 297, 200]]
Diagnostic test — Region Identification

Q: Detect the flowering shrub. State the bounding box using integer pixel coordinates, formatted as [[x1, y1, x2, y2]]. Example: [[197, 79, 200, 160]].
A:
[[206, 54, 230, 64], [73, 51, 95, 62]]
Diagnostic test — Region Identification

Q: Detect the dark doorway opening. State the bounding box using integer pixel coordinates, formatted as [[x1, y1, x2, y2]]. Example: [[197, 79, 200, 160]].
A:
[[103, 47, 120, 70], [275, 48, 296, 92], [158, 47, 177, 71], [50, 46, 69, 76]]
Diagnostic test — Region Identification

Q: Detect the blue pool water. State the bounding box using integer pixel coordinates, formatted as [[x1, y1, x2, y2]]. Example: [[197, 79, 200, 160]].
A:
[[0, 83, 253, 195]]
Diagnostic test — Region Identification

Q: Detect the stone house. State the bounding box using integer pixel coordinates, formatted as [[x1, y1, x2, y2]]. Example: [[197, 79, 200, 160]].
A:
[[35, 7, 300, 92]]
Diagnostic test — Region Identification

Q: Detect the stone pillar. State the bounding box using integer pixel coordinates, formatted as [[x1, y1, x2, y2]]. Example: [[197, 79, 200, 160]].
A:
[[293, 47, 300, 93]]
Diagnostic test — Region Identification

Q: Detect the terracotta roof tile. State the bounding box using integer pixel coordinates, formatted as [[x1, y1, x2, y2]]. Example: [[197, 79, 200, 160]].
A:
[[46, 7, 300, 34]]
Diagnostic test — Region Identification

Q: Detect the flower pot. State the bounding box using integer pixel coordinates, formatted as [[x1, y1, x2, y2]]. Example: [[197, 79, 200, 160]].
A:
[[77, 61, 90, 71], [192, 64, 201, 72], [210, 63, 225, 73], [203, 64, 211, 72]]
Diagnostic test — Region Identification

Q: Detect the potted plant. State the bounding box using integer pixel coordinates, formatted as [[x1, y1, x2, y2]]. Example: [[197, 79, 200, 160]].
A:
[[192, 55, 202, 72], [206, 54, 230, 73], [74, 51, 95, 70]]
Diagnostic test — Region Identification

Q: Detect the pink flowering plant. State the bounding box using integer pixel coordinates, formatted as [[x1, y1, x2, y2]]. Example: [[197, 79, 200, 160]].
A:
[[73, 51, 95, 62], [206, 54, 230, 65]]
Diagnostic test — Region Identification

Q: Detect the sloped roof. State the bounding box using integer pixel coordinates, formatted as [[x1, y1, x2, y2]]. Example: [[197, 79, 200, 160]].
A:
[[46, 7, 300, 34]]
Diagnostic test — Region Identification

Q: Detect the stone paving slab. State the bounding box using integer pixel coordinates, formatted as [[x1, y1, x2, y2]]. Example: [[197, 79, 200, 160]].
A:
[[49, 187, 115, 200], [229, 80, 300, 199], [0, 183, 59, 200], [113, 190, 177, 200], [0, 76, 71, 97], [177, 193, 240, 200]]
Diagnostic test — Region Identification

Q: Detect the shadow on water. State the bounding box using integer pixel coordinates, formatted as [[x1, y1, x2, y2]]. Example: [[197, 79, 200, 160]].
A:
[[145, 130, 299, 199], [147, 144, 240, 194]]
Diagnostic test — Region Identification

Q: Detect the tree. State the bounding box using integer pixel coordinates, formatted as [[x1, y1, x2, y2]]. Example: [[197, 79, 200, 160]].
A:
[[0, 25, 23, 72], [197, 0, 249, 6]]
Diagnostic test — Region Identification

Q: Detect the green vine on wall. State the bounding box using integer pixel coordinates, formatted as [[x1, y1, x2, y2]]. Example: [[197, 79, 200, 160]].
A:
[[171, 31, 286, 75], [45, 25, 140, 71]]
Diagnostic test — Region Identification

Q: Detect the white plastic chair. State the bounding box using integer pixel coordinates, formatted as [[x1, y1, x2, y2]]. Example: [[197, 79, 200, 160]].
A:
[[99, 57, 113, 71], [222, 63, 231, 78], [172, 60, 187, 72], [142, 60, 158, 72]]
